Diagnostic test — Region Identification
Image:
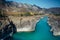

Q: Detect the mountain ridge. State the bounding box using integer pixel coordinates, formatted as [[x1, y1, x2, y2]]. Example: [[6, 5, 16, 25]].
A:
[[1, 0, 60, 15]]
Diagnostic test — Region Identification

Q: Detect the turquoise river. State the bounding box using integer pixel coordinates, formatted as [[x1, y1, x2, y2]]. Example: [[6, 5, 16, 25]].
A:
[[13, 16, 60, 40]]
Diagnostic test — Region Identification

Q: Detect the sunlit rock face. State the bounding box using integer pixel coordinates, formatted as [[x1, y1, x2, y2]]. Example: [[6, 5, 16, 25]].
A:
[[48, 15, 60, 36], [0, 0, 54, 32], [0, 0, 44, 32], [8, 16, 40, 32]]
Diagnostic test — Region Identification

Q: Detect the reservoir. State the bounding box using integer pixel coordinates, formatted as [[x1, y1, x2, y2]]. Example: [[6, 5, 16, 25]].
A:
[[13, 16, 60, 40]]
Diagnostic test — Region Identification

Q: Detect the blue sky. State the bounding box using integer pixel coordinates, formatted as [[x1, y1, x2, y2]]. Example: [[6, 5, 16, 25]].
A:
[[6, 0, 60, 8]]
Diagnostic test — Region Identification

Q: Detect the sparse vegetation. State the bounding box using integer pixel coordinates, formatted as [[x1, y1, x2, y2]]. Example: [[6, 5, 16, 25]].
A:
[[23, 12, 32, 16]]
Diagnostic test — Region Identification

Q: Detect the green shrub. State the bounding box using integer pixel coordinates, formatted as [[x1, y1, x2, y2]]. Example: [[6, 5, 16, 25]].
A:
[[24, 12, 32, 16]]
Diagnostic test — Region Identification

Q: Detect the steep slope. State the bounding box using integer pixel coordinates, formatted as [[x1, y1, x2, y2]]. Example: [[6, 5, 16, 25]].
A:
[[48, 7, 60, 14], [4, 1, 43, 16], [0, 0, 60, 16]]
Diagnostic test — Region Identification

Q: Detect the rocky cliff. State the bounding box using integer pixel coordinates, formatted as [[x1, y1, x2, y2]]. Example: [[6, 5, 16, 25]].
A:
[[8, 15, 42, 32], [48, 15, 60, 36]]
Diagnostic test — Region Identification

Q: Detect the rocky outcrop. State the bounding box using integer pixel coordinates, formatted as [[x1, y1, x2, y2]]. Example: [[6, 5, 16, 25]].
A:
[[48, 15, 60, 36], [8, 16, 41, 32], [48, 7, 60, 14]]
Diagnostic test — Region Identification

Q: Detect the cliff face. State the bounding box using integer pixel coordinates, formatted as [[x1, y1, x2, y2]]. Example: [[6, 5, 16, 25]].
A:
[[3, 1, 42, 15], [48, 8, 60, 14], [48, 15, 60, 36], [1, 0, 60, 16], [1, 0, 60, 15], [0, 0, 44, 32], [0, 0, 60, 32], [0, 1, 52, 16], [8, 16, 41, 32]]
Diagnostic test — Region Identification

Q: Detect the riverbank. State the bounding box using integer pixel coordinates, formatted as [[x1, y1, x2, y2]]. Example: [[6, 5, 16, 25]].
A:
[[13, 16, 60, 40], [8, 15, 44, 32], [48, 15, 60, 36]]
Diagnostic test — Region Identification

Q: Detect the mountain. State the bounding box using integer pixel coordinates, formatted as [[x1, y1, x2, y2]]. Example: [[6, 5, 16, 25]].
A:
[[0, 1, 60, 16], [3, 1, 44, 15], [48, 7, 60, 14]]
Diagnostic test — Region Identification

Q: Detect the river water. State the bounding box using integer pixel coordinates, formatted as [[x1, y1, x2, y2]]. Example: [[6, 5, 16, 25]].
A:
[[13, 16, 60, 40]]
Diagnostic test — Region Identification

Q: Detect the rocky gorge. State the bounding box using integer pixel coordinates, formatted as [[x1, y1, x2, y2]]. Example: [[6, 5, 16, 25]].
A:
[[8, 15, 44, 32], [48, 14, 60, 36]]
